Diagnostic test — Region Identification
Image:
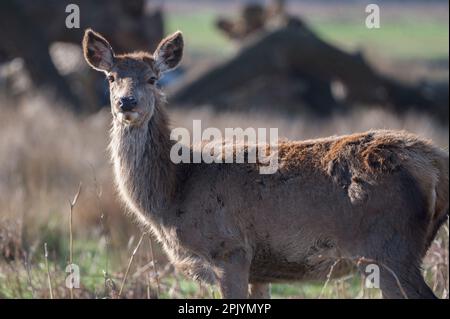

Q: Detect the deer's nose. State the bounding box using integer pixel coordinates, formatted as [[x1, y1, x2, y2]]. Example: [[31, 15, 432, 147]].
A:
[[119, 97, 137, 112]]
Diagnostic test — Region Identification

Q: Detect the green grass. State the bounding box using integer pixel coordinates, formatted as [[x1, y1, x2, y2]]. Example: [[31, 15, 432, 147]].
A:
[[166, 11, 448, 60], [314, 21, 449, 60], [0, 231, 372, 299], [166, 11, 234, 57], [0, 230, 117, 298], [271, 275, 378, 299], [158, 275, 370, 299]]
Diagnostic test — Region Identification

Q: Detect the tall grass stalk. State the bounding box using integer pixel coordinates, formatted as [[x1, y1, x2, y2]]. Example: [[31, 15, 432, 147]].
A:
[[118, 233, 145, 298], [68, 183, 81, 299], [148, 236, 161, 298], [44, 243, 54, 299]]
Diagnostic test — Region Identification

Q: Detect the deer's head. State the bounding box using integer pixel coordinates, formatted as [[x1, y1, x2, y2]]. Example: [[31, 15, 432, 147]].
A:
[[82, 29, 183, 127]]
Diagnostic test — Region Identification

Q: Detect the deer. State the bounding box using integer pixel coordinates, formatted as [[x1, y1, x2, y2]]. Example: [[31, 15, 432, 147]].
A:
[[82, 28, 449, 299]]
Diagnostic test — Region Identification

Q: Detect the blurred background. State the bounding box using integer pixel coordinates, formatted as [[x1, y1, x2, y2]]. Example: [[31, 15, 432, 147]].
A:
[[0, 0, 448, 298]]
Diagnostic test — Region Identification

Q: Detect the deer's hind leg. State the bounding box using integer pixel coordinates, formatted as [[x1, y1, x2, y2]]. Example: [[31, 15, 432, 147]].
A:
[[380, 266, 436, 299], [356, 253, 436, 299], [349, 168, 438, 299], [353, 222, 437, 299]]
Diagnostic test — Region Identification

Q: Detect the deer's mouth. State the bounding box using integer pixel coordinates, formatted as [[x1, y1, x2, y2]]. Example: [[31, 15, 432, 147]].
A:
[[117, 111, 140, 124]]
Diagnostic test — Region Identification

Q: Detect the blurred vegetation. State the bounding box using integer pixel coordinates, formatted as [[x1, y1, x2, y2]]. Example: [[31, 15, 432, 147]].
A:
[[315, 21, 449, 60], [166, 9, 448, 60]]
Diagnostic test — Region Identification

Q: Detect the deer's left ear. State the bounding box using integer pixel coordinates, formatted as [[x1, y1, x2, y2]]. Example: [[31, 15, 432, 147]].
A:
[[153, 31, 184, 73], [82, 28, 114, 72]]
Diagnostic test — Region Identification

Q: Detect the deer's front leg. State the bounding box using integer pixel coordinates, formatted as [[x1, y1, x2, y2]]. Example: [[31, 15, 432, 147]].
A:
[[248, 283, 271, 299], [215, 248, 250, 299]]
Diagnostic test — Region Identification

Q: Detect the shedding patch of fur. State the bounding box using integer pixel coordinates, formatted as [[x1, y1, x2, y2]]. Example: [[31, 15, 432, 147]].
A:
[[277, 130, 449, 207]]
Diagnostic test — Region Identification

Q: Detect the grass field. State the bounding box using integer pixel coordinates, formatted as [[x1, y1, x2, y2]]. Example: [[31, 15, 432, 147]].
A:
[[165, 4, 449, 60], [314, 21, 449, 60]]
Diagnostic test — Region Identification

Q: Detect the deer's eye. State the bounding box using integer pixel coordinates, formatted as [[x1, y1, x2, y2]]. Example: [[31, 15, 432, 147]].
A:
[[147, 76, 157, 85], [107, 74, 115, 83]]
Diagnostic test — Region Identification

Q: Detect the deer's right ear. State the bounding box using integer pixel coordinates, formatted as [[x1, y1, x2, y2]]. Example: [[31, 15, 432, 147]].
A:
[[82, 29, 114, 72], [153, 31, 184, 74]]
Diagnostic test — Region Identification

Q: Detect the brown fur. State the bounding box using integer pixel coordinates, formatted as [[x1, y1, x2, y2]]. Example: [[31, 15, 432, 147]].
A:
[[83, 29, 449, 299]]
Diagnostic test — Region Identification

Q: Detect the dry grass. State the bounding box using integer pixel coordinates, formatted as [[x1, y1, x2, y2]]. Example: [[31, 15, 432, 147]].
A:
[[0, 95, 448, 299]]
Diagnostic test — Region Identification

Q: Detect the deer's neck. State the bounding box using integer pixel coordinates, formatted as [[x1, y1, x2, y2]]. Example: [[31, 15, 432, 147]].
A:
[[110, 104, 176, 222]]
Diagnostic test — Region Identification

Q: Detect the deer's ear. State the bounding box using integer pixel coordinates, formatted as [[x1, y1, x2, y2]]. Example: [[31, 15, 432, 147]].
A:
[[82, 29, 114, 72], [153, 31, 184, 73]]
